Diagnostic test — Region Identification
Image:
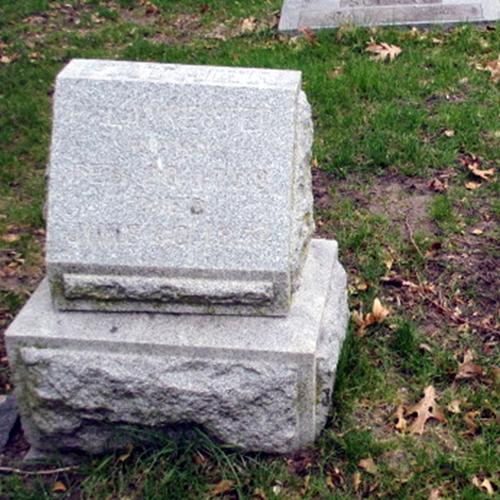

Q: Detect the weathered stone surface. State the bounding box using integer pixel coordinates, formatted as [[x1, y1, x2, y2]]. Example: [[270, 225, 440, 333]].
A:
[[6, 240, 348, 455], [279, 0, 499, 31], [46, 59, 314, 316]]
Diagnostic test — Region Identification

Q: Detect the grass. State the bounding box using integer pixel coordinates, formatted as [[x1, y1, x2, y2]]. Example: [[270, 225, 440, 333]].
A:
[[0, 0, 499, 498]]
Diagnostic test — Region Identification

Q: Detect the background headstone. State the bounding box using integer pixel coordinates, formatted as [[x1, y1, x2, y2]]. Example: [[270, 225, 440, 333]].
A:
[[279, 0, 500, 31]]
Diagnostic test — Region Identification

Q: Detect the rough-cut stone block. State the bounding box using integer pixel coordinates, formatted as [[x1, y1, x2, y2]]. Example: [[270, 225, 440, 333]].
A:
[[279, 0, 499, 31], [6, 240, 348, 455], [46, 60, 314, 316]]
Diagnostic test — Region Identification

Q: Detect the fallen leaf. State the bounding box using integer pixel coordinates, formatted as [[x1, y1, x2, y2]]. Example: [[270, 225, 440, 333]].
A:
[[370, 298, 390, 323], [394, 404, 407, 432], [472, 476, 495, 495], [211, 479, 235, 496], [428, 488, 443, 499], [471, 228, 483, 235], [253, 487, 267, 499], [299, 27, 317, 44], [465, 181, 481, 190], [358, 457, 378, 475], [326, 466, 345, 489], [300, 474, 311, 496], [480, 57, 500, 83], [384, 257, 394, 270], [240, 17, 257, 33], [407, 386, 446, 435], [52, 481, 67, 493], [144, 1, 159, 15], [455, 349, 485, 381], [356, 281, 368, 291], [193, 450, 207, 465], [117, 443, 133, 462], [419, 343, 432, 353], [0, 55, 12, 64], [352, 471, 362, 493], [428, 178, 448, 193], [468, 162, 495, 181], [464, 410, 480, 435], [447, 399, 461, 414], [352, 298, 390, 336], [1, 234, 20, 243], [443, 129, 455, 137], [432, 38, 443, 44], [366, 39, 402, 62], [272, 483, 283, 495]]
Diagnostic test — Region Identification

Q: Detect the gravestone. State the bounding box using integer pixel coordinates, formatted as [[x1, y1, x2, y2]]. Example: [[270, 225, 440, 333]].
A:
[[6, 60, 349, 456], [279, 0, 500, 31], [46, 59, 314, 316]]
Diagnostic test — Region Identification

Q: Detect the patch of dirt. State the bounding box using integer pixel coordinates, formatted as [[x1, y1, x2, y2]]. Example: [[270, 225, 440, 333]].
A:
[[312, 166, 334, 211], [366, 175, 436, 234], [425, 92, 467, 109]]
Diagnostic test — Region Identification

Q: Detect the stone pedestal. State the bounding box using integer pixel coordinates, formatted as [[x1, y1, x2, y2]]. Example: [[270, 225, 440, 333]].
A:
[[7, 240, 347, 454]]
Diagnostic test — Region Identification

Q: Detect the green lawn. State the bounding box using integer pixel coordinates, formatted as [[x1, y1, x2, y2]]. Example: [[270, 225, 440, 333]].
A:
[[0, 1, 499, 498]]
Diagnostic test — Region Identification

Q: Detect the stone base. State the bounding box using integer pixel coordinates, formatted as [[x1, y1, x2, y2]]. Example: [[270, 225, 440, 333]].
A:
[[6, 239, 348, 455]]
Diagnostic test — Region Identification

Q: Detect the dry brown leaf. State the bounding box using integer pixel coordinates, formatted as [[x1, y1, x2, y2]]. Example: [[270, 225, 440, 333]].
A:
[[407, 386, 446, 435], [52, 481, 67, 493], [428, 488, 443, 499], [353, 298, 390, 336], [419, 343, 432, 353], [472, 476, 495, 495], [394, 404, 407, 432], [366, 39, 402, 62], [1, 55, 12, 64], [211, 479, 235, 496], [299, 27, 317, 44], [326, 467, 345, 489], [465, 181, 481, 190], [447, 399, 461, 414], [384, 257, 394, 270], [477, 57, 500, 83], [455, 349, 485, 381], [370, 298, 390, 323], [358, 457, 378, 475], [468, 162, 495, 181], [117, 443, 133, 462], [1, 233, 20, 243], [352, 471, 362, 493], [240, 17, 257, 33], [300, 474, 311, 496], [428, 178, 447, 193], [193, 450, 207, 465], [253, 488, 267, 500], [464, 410, 480, 435]]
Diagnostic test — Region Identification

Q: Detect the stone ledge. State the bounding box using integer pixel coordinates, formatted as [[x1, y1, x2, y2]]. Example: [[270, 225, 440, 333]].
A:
[[6, 239, 349, 454]]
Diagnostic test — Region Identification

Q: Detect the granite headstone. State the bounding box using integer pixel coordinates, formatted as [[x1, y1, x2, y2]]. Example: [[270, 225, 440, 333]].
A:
[[6, 60, 349, 456]]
